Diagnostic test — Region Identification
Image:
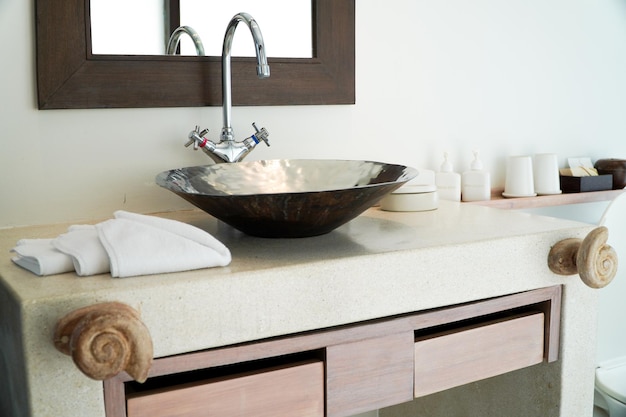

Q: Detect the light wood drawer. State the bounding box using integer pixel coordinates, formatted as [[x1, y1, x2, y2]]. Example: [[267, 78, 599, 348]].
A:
[[326, 332, 415, 417], [126, 359, 324, 417], [414, 312, 545, 397]]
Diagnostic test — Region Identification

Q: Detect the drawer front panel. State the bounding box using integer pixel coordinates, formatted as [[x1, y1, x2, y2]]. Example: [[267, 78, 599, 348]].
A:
[[126, 360, 324, 417], [414, 312, 545, 397], [326, 332, 414, 417]]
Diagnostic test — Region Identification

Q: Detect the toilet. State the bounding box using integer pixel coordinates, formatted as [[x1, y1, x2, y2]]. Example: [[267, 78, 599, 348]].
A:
[[594, 191, 626, 417]]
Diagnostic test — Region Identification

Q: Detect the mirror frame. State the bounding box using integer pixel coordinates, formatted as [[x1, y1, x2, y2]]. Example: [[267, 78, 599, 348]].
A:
[[36, 0, 355, 109]]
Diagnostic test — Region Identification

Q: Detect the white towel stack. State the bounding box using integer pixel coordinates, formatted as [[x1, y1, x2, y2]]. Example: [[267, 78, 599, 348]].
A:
[[10, 211, 232, 278]]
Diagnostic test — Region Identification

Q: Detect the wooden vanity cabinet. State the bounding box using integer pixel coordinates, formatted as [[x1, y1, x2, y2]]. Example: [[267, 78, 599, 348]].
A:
[[103, 286, 560, 417]]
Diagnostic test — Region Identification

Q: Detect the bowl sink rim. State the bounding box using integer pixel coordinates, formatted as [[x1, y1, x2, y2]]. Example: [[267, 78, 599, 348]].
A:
[[156, 158, 419, 197]]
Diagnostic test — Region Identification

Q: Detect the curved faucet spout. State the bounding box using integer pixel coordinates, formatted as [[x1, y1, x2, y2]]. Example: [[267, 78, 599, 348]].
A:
[[182, 13, 270, 163], [221, 13, 270, 142], [166, 26, 205, 56]]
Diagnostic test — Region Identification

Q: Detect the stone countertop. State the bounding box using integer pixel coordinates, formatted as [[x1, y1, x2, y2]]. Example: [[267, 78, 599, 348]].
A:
[[0, 201, 598, 417], [0, 201, 592, 356], [0, 202, 590, 301]]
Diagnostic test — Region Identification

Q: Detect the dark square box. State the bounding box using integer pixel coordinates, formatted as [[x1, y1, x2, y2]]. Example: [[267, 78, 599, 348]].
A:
[[559, 174, 613, 193]]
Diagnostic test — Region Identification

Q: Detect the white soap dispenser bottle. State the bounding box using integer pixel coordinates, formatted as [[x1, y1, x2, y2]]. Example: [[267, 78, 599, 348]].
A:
[[461, 150, 491, 202], [435, 152, 461, 201]]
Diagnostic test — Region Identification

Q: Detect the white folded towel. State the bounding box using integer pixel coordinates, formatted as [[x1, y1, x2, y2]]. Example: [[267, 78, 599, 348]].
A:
[[96, 211, 231, 277], [52, 225, 110, 276], [11, 239, 75, 276], [96, 211, 231, 278], [11, 211, 232, 278]]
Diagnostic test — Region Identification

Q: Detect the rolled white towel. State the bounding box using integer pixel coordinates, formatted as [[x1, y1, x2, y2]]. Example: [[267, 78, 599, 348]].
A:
[[96, 211, 231, 278], [11, 239, 75, 276], [52, 225, 110, 276]]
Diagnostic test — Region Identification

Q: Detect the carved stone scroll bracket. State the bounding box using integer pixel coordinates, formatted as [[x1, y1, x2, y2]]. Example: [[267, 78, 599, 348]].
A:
[[53, 302, 153, 383], [548, 226, 618, 289]]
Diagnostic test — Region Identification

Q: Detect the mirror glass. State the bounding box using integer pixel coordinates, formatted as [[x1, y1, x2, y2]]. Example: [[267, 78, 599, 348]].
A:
[[90, 0, 313, 58]]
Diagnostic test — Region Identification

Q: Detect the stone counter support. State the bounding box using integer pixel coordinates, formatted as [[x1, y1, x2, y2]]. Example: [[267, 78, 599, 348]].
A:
[[0, 203, 600, 416]]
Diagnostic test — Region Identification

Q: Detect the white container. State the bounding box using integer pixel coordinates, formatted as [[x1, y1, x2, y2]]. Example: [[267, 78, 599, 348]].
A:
[[380, 184, 438, 212], [533, 153, 562, 195], [503, 155, 536, 198], [435, 152, 461, 202], [461, 151, 491, 202]]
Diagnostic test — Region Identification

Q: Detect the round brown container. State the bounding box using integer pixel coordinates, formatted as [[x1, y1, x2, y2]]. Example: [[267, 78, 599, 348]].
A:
[[595, 159, 626, 190]]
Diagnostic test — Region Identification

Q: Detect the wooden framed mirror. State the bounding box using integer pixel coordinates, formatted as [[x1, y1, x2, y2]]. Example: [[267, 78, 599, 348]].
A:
[[36, 0, 355, 109]]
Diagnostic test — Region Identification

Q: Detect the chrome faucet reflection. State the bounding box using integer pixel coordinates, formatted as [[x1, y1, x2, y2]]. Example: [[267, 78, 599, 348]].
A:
[[166, 26, 205, 56], [185, 13, 271, 163]]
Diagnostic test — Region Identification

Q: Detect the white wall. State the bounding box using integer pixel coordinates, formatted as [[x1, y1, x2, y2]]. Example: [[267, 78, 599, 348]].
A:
[[2, 0, 626, 228]]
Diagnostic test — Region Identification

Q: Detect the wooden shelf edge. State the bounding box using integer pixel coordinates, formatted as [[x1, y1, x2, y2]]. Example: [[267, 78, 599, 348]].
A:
[[466, 189, 625, 210]]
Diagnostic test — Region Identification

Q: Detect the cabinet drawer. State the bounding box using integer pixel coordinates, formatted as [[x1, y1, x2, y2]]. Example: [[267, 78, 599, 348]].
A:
[[326, 332, 414, 417], [126, 360, 324, 417], [414, 312, 545, 397]]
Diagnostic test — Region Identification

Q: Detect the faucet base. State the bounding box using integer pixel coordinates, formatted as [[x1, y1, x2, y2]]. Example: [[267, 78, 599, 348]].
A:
[[186, 123, 269, 163]]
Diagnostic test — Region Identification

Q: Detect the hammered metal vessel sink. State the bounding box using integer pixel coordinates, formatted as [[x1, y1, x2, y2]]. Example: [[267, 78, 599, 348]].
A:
[[156, 159, 418, 238]]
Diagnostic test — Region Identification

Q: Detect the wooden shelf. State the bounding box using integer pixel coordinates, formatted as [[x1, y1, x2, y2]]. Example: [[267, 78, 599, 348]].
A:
[[466, 189, 624, 210]]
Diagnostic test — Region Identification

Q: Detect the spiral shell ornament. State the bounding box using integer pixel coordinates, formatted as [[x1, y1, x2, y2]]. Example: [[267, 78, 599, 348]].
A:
[[54, 302, 153, 383], [548, 226, 618, 289]]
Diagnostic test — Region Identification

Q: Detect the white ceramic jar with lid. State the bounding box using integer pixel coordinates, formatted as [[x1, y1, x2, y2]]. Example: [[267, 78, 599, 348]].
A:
[[380, 183, 438, 212]]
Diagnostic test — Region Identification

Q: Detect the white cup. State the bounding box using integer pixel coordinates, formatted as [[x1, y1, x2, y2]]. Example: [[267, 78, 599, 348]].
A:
[[533, 153, 561, 195], [504, 155, 536, 197]]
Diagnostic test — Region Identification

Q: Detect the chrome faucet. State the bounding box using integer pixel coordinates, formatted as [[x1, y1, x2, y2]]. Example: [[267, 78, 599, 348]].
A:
[[166, 26, 205, 56], [185, 13, 270, 163]]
